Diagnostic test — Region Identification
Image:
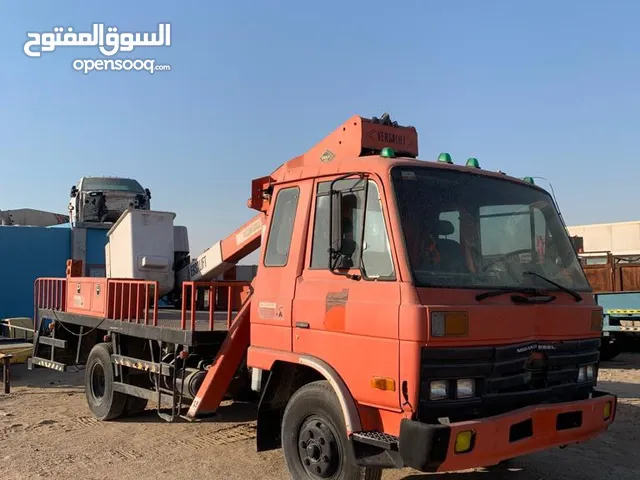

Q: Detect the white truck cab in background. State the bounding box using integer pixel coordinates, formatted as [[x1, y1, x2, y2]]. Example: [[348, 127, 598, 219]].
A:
[[69, 176, 152, 227]]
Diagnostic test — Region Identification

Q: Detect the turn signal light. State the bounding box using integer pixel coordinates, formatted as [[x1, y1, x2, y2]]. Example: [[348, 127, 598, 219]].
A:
[[591, 310, 603, 331], [370, 376, 396, 392], [604, 401, 612, 421], [431, 311, 468, 337]]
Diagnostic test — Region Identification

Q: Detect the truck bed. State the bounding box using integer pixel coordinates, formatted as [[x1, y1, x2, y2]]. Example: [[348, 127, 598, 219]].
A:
[[34, 277, 252, 347], [595, 291, 640, 334], [38, 307, 236, 346]]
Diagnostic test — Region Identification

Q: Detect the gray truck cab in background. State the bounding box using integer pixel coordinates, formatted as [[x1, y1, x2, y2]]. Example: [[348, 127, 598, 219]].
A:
[[69, 176, 151, 227]]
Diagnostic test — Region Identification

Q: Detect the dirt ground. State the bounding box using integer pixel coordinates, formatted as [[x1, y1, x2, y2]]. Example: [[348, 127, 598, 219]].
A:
[[1, 354, 639, 480]]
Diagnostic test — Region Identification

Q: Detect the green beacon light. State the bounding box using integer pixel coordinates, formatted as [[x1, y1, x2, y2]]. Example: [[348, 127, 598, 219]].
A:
[[523, 176, 535, 184], [438, 152, 453, 164], [466, 157, 480, 168], [380, 147, 396, 158]]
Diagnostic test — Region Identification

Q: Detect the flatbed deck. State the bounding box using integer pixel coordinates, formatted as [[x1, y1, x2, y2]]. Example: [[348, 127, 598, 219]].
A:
[[157, 309, 238, 330], [38, 308, 236, 346]]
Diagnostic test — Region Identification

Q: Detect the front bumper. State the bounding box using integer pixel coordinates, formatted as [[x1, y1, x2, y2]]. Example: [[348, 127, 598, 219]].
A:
[[399, 390, 617, 472]]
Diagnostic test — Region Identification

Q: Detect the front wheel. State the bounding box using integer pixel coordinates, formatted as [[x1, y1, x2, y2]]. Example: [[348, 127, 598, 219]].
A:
[[281, 380, 382, 480]]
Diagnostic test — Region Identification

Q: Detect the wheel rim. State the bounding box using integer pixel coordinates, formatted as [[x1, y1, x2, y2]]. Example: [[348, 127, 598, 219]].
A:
[[90, 362, 106, 400], [297, 415, 342, 479]]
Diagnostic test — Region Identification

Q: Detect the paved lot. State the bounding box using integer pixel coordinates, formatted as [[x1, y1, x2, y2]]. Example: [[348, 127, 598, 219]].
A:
[[1, 354, 639, 479]]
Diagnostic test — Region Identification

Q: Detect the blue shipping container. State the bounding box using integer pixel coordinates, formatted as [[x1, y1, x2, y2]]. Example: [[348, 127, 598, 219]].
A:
[[0, 226, 70, 319], [86, 227, 109, 276]]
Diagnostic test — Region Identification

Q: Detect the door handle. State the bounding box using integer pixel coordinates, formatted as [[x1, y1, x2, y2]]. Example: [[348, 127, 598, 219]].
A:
[[295, 322, 310, 329]]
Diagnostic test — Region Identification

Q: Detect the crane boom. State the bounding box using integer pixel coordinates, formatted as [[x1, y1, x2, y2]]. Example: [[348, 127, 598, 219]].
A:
[[0, 208, 68, 227], [176, 213, 265, 283]]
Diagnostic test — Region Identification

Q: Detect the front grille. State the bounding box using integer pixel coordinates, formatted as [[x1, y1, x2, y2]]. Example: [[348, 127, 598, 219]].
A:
[[416, 338, 600, 423]]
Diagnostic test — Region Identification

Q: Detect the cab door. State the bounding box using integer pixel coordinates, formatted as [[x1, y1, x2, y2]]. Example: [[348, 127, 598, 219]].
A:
[[292, 175, 402, 410], [251, 181, 312, 352]]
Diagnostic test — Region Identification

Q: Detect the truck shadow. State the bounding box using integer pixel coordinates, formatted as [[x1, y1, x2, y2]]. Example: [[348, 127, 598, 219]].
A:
[[7, 363, 84, 391], [400, 461, 528, 479], [119, 400, 258, 424], [600, 352, 640, 371], [596, 380, 640, 399], [7, 363, 258, 424]]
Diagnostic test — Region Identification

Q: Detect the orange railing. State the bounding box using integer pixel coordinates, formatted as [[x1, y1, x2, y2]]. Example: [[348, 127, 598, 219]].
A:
[[34, 278, 68, 312], [181, 281, 252, 331], [34, 277, 249, 332], [107, 279, 159, 326]]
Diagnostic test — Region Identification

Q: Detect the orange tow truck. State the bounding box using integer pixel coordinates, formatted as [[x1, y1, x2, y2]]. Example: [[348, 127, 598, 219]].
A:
[[29, 113, 616, 478]]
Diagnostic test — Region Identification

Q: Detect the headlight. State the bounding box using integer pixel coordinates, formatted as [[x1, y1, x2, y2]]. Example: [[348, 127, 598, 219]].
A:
[[578, 365, 596, 382], [429, 380, 449, 400], [578, 364, 596, 383], [456, 379, 475, 399]]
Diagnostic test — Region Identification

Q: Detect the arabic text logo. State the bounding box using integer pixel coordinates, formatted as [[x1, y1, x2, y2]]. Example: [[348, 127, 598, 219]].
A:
[[23, 23, 171, 58]]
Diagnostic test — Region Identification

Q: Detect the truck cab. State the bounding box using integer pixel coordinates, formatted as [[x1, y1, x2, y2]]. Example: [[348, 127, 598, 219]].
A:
[[69, 176, 151, 226], [247, 115, 614, 474]]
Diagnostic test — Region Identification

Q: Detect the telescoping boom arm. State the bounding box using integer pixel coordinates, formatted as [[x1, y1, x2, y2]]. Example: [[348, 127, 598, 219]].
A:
[[176, 213, 265, 284]]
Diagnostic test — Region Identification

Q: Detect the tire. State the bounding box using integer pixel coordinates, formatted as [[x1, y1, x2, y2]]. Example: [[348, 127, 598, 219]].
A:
[[123, 395, 148, 417], [282, 380, 382, 480], [122, 371, 149, 417], [85, 343, 127, 421]]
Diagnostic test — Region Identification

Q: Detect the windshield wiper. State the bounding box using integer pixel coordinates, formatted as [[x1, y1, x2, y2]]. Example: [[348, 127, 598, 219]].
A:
[[523, 271, 582, 302], [476, 287, 557, 304], [510, 293, 557, 304], [476, 287, 543, 301]]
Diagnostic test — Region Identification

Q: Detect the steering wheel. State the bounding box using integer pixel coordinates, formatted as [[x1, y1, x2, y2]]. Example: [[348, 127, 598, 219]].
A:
[[481, 248, 534, 283], [482, 249, 533, 271]]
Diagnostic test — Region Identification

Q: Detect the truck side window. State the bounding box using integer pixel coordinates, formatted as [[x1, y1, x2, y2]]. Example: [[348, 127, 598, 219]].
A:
[[362, 182, 395, 279], [310, 194, 331, 268], [310, 179, 394, 279], [264, 187, 300, 267], [311, 179, 365, 269]]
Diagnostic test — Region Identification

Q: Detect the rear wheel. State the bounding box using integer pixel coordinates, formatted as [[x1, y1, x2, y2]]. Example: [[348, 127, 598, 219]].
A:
[[122, 370, 149, 417], [123, 395, 148, 417], [85, 343, 127, 420], [281, 380, 382, 480]]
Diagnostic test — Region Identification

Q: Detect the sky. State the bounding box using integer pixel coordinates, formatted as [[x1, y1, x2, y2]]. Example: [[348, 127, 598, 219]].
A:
[[0, 1, 638, 259]]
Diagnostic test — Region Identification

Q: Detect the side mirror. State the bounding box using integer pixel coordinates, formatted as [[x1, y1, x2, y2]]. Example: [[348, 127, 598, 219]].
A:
[[145, 188, 151, 199], [329, 190, 343, 257], [326, 172, 368, 278], [70, 186, 77, 198]]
